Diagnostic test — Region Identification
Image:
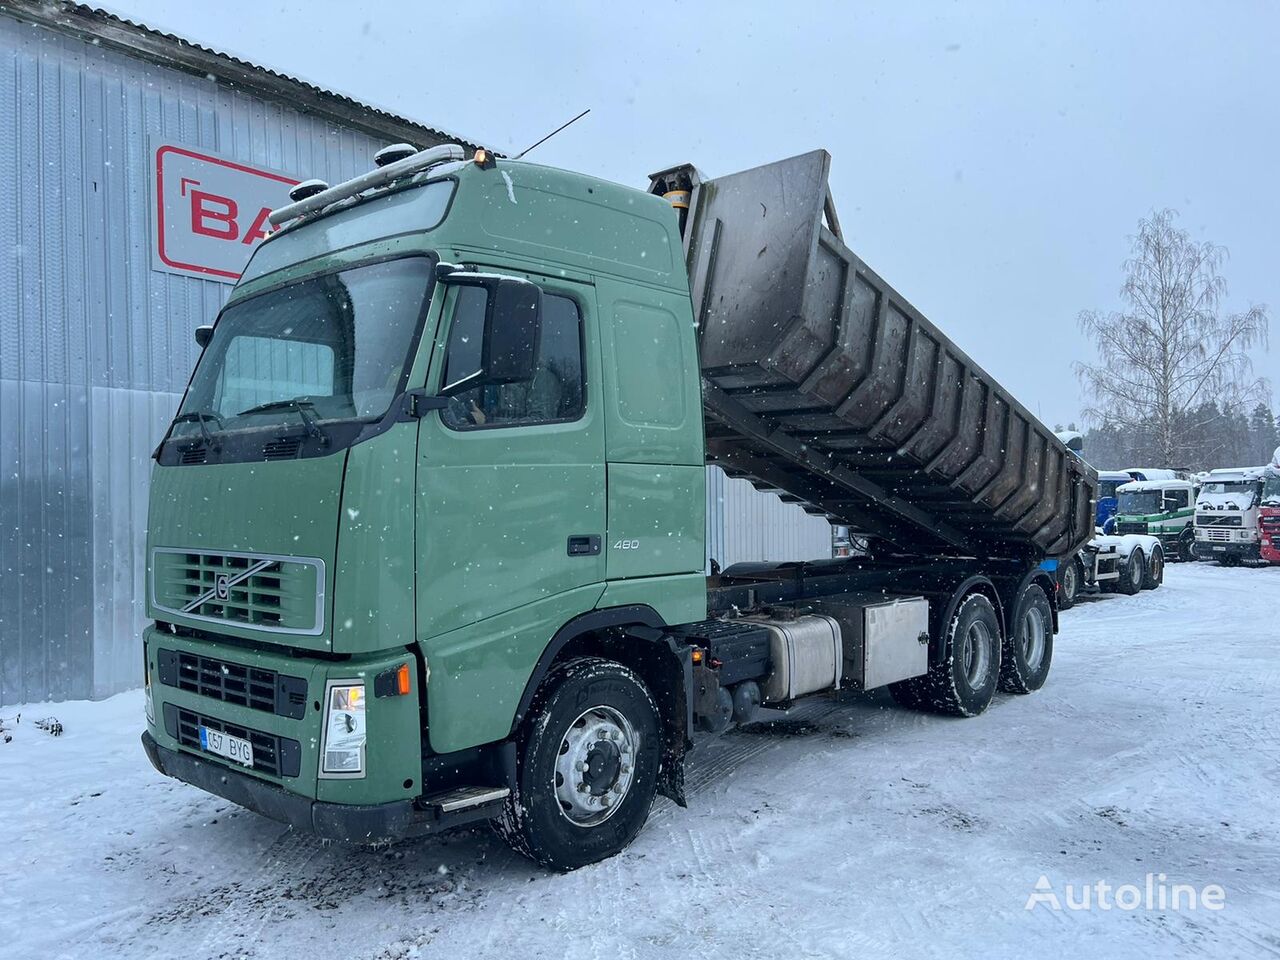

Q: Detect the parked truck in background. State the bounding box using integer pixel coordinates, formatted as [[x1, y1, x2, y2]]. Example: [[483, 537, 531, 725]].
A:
[[1195, 467, 1266, 565], [139, 145, 1095, 869], [1112, 478, 1198, 561], [1095, 470, 1132, 533], [1259, 448, 1280, 565]]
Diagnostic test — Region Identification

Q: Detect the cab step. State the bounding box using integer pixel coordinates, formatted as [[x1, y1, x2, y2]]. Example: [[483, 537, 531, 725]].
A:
[[422, 785, 510, 814]]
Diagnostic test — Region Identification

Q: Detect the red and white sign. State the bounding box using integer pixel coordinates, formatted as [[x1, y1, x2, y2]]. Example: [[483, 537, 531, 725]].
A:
[[152, 143, 300, 282]]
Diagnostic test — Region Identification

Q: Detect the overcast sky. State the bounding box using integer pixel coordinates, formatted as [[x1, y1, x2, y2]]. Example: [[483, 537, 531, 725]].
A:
[[105, 0, 1277, 428]]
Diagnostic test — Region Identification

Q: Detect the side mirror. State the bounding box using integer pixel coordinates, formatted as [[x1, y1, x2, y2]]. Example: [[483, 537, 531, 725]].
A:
[[483, 278, 542, 385], [194, 325, 214, 349]]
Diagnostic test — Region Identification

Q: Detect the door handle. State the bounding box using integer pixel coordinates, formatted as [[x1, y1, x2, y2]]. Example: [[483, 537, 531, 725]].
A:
[[567, 535, 601, 557]]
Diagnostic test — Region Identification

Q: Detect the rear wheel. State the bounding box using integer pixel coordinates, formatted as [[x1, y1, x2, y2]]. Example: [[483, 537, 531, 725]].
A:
[[1117, 549, 1144, 595], [909, 593, 1002, 717], [999, 584, 1053, 694], [1142, 547, 1164, 590], [1057, 556, 1082, 610], [498, 658, 661, 871]]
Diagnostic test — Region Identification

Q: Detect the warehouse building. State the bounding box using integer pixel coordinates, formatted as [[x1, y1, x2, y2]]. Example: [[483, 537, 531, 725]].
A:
[[0, 2, 830, 705]]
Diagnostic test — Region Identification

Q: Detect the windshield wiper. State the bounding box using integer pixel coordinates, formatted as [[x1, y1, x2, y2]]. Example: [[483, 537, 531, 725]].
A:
[[171, 410, 225, 449], [236, 398, 329, 445]]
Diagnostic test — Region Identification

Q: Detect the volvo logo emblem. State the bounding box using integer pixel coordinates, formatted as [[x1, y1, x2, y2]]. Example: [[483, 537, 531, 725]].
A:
[[214, 573, 231, 601]]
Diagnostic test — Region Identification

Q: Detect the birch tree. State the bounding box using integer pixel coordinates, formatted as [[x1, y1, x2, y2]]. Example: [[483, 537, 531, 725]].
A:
[[1076, 209, 1269, 466]]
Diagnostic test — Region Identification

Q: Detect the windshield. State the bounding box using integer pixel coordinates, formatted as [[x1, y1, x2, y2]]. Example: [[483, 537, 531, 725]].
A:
[[1199, 481, 1258, 506], [1117, 490, 1162, 515], [172, 258, 431, 442], [1262, 476, 1280, 505], [1098, 480, 1121, 500]]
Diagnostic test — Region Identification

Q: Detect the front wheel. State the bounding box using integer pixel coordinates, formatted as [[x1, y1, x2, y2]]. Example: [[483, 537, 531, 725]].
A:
[[1177, 530, 1197, 562], [499, 658, 661, 871]]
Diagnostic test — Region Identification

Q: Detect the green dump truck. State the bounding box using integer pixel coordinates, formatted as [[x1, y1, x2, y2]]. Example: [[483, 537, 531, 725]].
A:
[[141, 144, 1096, 869]]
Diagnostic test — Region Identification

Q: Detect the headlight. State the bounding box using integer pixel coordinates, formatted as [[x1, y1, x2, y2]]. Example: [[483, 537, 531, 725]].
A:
[[144, 652, 155, 725], [321, 682, 366, 777]]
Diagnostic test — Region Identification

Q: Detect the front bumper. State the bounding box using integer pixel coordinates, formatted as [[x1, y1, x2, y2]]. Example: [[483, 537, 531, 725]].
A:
[[1196, 539, 1260, 560], [143, 732, 491, 842]]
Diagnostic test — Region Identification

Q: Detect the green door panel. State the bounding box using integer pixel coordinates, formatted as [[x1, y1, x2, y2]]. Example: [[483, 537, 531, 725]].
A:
[[597, 574, 706, 627], [595, 281, 703, 466], [422, 583, 605, 753], [415, 276, 608, 753], [606, 462, 705, 579], [333, 424, 419, 655], [146, 454, 345, 651]]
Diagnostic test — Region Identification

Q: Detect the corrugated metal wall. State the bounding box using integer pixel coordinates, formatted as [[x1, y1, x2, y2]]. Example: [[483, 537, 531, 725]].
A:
[[0, 14, 830, 706], [706, 467, 832, 570], [0, 14, 415, 704]]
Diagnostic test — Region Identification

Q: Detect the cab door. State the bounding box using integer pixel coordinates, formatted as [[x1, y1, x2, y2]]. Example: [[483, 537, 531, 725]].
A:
[[414, 275, 605, 644]]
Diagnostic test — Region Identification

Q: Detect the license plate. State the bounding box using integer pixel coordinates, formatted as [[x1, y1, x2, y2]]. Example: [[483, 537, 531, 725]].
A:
[[199, 726, 254, 767], [1212, 546, 1226, 552]]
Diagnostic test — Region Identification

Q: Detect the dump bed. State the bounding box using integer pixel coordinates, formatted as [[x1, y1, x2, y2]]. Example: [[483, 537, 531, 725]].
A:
[[649, 151, 1095, 560]]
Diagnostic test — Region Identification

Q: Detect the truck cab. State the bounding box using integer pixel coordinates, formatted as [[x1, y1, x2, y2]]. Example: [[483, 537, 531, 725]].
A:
[[1113, 478, 1198, 561], [1095, 470, 1133, 532], [1195, 467, 1266, 565], [1260, 447, 1280, 565]]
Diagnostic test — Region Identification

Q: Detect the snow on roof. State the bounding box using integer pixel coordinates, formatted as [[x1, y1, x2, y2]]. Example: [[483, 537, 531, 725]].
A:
[[1121, 467, 1179, 481], [1204, 466, 1266, 481], [1097, 471, 1134, 482], [1117, 478, 1193, 493], [4, 1, 492, 154]]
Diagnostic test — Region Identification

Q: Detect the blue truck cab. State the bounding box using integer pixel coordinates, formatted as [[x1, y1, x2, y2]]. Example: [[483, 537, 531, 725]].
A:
[[1097, 471, 1132, 531]]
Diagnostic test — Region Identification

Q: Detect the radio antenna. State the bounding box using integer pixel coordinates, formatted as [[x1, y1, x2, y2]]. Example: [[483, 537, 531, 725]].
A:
[[512, 108, 590, 160]]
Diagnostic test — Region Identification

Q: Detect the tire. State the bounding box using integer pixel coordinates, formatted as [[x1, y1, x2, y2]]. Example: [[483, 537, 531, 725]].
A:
[[1176, 529, 1196, 563], [498, 658, 661, 871], [1220, 553, 1242, 567], [1142, 547, 1164, 590], [1057, 556, 1081, 610], [1117, 549, 1144, 595], [999, 584, 1054, 694], [910, 593, 1002, 718]]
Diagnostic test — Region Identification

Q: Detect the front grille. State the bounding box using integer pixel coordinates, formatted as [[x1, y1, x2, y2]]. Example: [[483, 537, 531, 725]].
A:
[[165, 704, 301, 778], [1197, 514, 1242, 527], [152, 549, 324, 635], [1115, 521, 1148, 535], [156, 648, 307, 719], [1204, 528, 1232, 542]]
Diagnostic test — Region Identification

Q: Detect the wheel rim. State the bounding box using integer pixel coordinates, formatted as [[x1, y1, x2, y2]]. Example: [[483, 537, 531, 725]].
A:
[[1022, 606, 1047, 671], [1062, 563, 1077, 599], [553, 705, 638, 827], [961, 620, 992, 687], [1150, 552, 1162, 582]]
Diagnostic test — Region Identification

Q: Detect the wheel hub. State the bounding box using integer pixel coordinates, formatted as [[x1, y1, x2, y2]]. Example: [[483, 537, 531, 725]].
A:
[[962, 621, 992, 686], [553, 705, 637, 827], [1022, 606, 1046, 671]]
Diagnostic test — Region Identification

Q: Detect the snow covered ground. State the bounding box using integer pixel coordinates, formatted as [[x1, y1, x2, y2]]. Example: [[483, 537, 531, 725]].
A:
[[4, 562, 1279, 960]]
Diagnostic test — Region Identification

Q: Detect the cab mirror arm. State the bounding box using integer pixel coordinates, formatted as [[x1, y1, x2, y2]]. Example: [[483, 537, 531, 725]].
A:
[[404, 389, 450, 419]]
